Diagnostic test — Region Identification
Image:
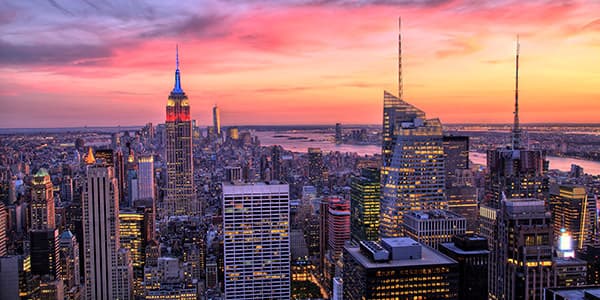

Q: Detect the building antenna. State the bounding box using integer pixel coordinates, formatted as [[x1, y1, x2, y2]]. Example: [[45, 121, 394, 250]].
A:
[[398, 17, 403, 100], [176, 44, 179, 70], [512, 36, 522, 150]]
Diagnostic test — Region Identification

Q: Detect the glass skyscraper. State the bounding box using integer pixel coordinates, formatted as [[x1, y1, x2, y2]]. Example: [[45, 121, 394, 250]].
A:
[[380, 92, 446, 237]]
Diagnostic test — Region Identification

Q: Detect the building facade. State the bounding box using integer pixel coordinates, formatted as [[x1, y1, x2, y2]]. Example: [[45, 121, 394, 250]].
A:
[[350, 167, 380, 241], [550, 184, 591, 251], [439, 234, 489, 300], [403, 210, 467, 249], [137, 154, 155, 202], [380, 92, 446, 237], [83, 164, 127, 299], [222, 182, 291, 299]]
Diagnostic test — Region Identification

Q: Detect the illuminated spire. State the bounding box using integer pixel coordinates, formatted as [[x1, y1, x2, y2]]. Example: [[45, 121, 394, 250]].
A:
[[172, 44, 183, 93], [512, 36, 522, 150], [84, 147, 96, 165], [398, 17, 403, 100]]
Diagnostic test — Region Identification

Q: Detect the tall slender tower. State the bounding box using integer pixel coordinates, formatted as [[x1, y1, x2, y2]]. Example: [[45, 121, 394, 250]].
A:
[[30, 168, 61, 279], [512, 37, 522, 150], [83, 164, 131, 299], [213, 105, 221, 136], [480, 39, 550, 300], [380, 18, 446, 237], [165, 46, 196, 216]]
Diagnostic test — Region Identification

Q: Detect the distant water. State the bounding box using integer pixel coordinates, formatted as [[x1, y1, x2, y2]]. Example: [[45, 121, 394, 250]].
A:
[[254, 130, 380, 156], [469, 152, 600, 175], [0, 126, 142, 134], [254, 130, 600, 175]]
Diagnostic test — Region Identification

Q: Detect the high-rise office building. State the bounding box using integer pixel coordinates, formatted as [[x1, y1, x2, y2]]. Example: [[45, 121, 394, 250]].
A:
[[61, 175, 74, 203], [213, 105, 221, 136], [30, 168, 61, 279], [335, 123, 342, 144], [59, 230, 80, 297], [380, 23, 445, 237], [439, 234, 489, 300], [380, 96, 445, 237], [350, 167, 380, 241], [126, 149, 138, 207], [120, 208, 151, 297], [443, 136, 469, 184], [343, 237, 459, 299], [222, 182, 290, 299], [31, 168, 55, 230], [403, 210, 467, 249], [30, 228, 61, 278], [328, 197, 350, 261], [137, 154, 155, 202], [550, 184, 591, 251], [496, 198, 555, 300], [83, 164, 129, 299], [480, 40, 551, 300], [443, 136, 478, 232], [115, 248, 134, 300], [165, 47, 196, 217], [308, 148, 327, 193]]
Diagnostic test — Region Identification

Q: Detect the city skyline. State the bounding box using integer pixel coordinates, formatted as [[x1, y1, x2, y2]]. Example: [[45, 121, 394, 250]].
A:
[[2, 1, 600, 128]]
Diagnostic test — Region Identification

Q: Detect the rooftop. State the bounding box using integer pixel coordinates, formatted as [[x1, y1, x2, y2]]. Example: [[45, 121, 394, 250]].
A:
[[545, 286, 600, 300], [439, 242, 489, 256], [346, 238, 456, 269], [406, 209, 464, 220]]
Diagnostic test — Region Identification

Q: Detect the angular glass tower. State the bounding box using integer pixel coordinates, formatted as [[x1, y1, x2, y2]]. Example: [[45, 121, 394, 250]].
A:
[[380, 92, 446, 237]]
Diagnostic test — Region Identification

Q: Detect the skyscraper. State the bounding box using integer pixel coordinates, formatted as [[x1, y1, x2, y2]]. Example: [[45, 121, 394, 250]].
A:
[[83, 164, 129, 299], [30, 168, 61, 279], [31, 168, 55, 230], [479, 40, 550, 300], [379, 99, 445, 237], [439, 234, 489, 300], [327, 197, 350, 261], [165, 46, 196, 217], [59, 230, 80, 298], [222, 182, 290, 299], [213, 105, 221, 136], [126, 149, 138, 207], [120, 208, 151, 297], [350, 167, 380, 241], [380, 19, 445, 237], [497, 198, 555, 300], [137, 154, 155, 202], [308, 147, 327, 193], [550, 184, 591, 251]]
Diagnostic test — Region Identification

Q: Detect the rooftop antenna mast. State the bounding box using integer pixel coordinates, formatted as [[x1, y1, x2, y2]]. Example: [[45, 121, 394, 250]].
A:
[[512, 36, 522, 150], [398, 17, 403, 100]]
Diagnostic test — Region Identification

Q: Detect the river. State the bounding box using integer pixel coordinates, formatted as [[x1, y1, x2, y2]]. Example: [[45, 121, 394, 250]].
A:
[[254, 130, 600, 175]]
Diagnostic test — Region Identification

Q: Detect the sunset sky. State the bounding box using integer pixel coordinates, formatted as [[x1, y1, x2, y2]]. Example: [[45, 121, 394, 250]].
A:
[[1, 0, 599, 128]]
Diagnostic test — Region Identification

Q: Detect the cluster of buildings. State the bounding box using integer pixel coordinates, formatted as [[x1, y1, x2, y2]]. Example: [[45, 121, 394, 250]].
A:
[[1, 20, 600, 300]]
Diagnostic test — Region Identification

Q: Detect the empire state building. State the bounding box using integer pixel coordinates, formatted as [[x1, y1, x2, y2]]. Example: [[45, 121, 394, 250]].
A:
[[164, 47, 197, 216]]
